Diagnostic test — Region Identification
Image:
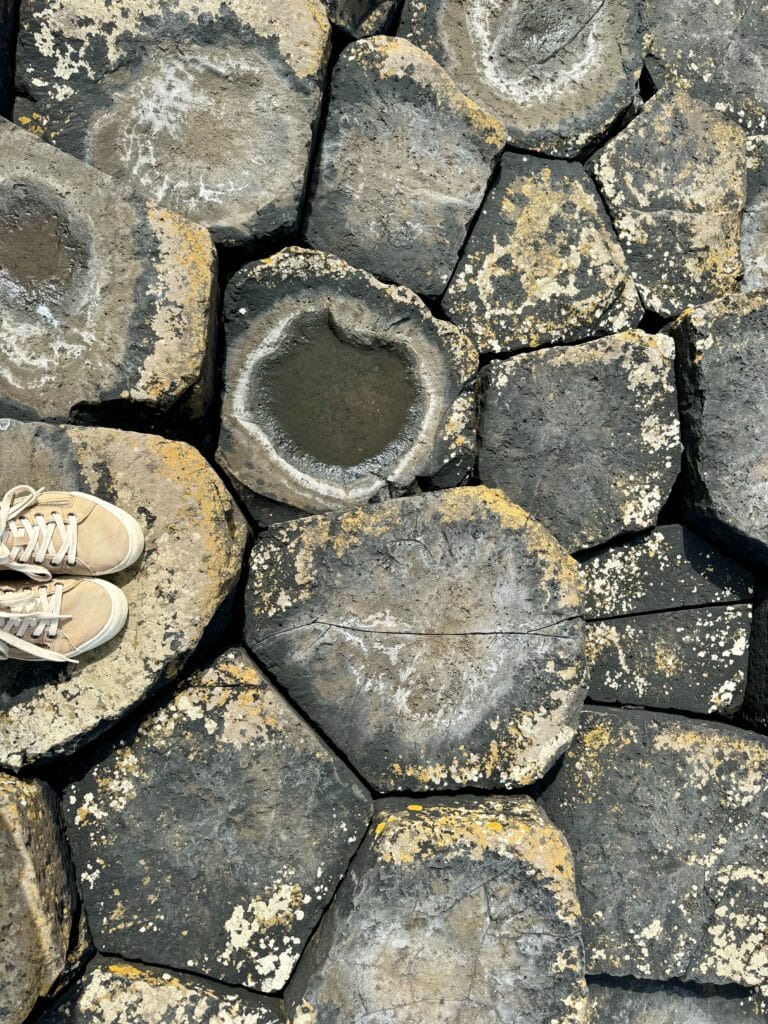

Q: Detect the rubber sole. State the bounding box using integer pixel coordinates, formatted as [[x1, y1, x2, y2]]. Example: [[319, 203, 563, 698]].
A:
[[70, 579, 129, 658], [71, 491, 145, 575]]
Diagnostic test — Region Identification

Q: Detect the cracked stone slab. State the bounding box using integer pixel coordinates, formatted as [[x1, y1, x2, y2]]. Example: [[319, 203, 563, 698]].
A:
[[245, 486, 586, 792], [399, 0, 642, 157], [541, 708, 768, 987], [304, 35, 505, 298], [219, 248, 478, 524], [443, 153, 642, 355], [742, 136, 768, 292], [64, 648, 371, 993], [589, 91, 747, 318], [589, 976, 764, 1023], [586, 604, 751, 714], [478, 330, 680, 552], [0, 774, 77, 1024], [0, 121, 216, 423], [285, 797, 588, 1024], [16, 0, 330, 247], [326, 0, 399, 36], [0, 421, 246, 770]]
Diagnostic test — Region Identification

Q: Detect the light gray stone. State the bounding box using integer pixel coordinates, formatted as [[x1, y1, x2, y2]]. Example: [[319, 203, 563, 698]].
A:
[[743, 136, 768, 292]]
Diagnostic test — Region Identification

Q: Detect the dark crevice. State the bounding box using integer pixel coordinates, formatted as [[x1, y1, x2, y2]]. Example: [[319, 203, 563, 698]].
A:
[[637, 309, 674, 335], [638, 62, 659, 103], [583, 695, 751, 731], [0, 0, 19, 120], [585, 596, 754, 625]]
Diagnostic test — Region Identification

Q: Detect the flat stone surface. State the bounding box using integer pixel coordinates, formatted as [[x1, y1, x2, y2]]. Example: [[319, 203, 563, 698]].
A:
[[16, 0, 330, 247], [399, 0, 642, 157], [326, 0, 397, 35], [285, 798, 588, 1024], [305, 36, 505, 297], [541, 708, 768, 987], [0, 421, 246, 769], [590, 91, 747, 318], [64, 648, 371, 993], [0, 121, 216, 423], [586, 604, 751, 714], [0, 774, 76, 1024], [589, 977, 764, 1023], [478, 331, 680, 552], [443, 153, 642, 355], [246, 486, 586, 792], [743, 136, 768, 292], [219, 248, 478, 523]]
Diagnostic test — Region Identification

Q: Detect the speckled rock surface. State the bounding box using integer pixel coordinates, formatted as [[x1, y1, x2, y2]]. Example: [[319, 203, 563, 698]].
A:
[[443, 153, 642, 355], [478, 331, 680, 552], [64, 648, 371, 992], [326, 0, 398, 36], [541, 708, 768, 987], [285, 798, 588, 1024], [246, 487, 586, 792], [399, 0, 642, 157], [304, 36, 505, 297], [0, 774, 76, 1024], [589, 976, 764, 1023], [219, 248, 477, 523], [0, 121, 216, 423], [590, 91, 747, 318], [0, 421, 246, 769], [743, 137, 768, 292], [15, 0, 330, 247]]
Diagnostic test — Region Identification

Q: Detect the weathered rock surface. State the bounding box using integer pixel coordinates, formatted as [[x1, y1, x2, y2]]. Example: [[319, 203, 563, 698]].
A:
[[0, 121, 216, 423], [246, 486, 586, 792], [285, 798, 588, 1024], [219, 248, 478, 523], [479, 331, 680, 552], [0, 774, 76, 1024], [305, 36, 505, 297], [443, 153, 642, 354], [541, 708, 768, 987], [743, 137, 768, 292], [16, 0, 330, 247], [64, 648, 371, 992], [0, 421, 246, 769], [590, 91, 747, 318], [326, 0, 398, 36], [40, 957, 284, 1024], [399, 0, 642, 157], [589, 976, 764, 1023]]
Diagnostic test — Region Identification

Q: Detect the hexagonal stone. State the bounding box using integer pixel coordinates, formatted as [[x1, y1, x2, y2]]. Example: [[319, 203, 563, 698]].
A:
[[0, 421, 246, 769], [16, 0, 330, 247], [443, 153, 642, 355], [326, 0, 398, 36], [245, 487, 586, 792], [478, 331, 680, 552], [219, 248, 478, 523], [541, 708, 768, 987], [398, 0, 642, 157], [589, 977, 764, 1023], [64, 648, 371, 993], [0, 122, 216, 423], [285, 798, 587, 1024], [304, 36, 505, 297], [590, 91, 747, 318], [743, 136, 768, 292], [0, 774, 76, 1024]]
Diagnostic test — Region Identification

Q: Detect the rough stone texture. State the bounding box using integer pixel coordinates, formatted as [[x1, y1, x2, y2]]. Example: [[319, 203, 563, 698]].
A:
[[479, 331, 680, 552], [246, 486, 586, 792], [589, 976, 764, 1023], [590, 91, 747, 318], [0, 774, 77, 1024], [586, 605, 751, 714], [285, 798, 588, 1024], [443, 153, 642, 355], [399, 0, 642, 157], [305, 36, 505, 298], [326, 0, 398, 36], [541, 708, 768, 987], [40, 957, 284, 1024], [0, 121, 216, 423], [743, 136, 768, 292], [744, 587, 768, 732], [219, 248, 478, 523], [64, 648, 371, 993], [0, 421, 246, 769], [15, 0, 330, 248]]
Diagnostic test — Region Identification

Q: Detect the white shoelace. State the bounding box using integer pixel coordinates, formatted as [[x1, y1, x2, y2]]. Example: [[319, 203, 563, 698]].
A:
[[0, 485, 78, 580], [0, 584, 74, 664]]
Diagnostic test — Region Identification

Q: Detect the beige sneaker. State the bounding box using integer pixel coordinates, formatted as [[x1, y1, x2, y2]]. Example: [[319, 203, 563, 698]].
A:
[[0, 485, 144, 579], [0, 578, 128, 663]]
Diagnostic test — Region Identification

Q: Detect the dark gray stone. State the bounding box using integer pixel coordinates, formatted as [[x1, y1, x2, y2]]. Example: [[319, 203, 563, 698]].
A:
[[64, 648, 371, 993], [589, 976, 764, 1023], [744, 587, 768, 732], [246, 487, 586, 792], [743, 136, 768, 292], [0, 0, 15, 118], [326, 0, 398, 36], [478, 330, 680, 552]]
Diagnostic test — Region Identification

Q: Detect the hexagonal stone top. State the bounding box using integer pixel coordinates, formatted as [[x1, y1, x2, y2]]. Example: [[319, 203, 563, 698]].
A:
[[219, 248, 478, 523], [246, 486, 586, 792], [16, 0, 330, 247], [64, 648, 371, 993], [286, 797, 587, 1024]]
